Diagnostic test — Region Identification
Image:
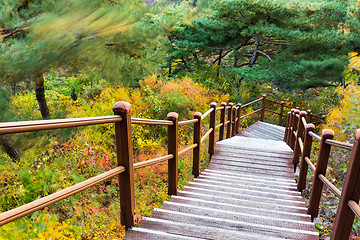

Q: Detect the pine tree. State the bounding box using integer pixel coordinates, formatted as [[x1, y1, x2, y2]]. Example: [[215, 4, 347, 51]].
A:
[[0, 0, 158, 118], [167, 0, 360, 90]]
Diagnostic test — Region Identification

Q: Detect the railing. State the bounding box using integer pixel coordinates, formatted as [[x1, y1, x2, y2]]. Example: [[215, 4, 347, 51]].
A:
[[0, 95, 306, 231], [285, 108, 360, 239]]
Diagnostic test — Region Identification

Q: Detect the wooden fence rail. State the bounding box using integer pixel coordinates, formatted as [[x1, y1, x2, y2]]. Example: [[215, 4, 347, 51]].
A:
[[284, 105, 360, 239], [3, 94, 358, 239]]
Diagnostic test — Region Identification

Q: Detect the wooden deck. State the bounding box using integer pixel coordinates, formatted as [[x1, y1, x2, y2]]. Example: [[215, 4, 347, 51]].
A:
[[125, 121, 319, 239]]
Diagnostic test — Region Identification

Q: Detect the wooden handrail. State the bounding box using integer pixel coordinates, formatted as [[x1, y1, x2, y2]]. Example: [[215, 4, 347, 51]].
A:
[[0, 116, 123, 134], [239, 108, 262, 119], [304, 156, 316, 172], [318, 174, 342, 198], [134, 154, 173, 169], [131, 118, 173, 126], [201, 128, 213, 144], [308, 131, 321, 141], [215, 123, 223, 130], [178, 119, 198, 126], [178, 144, 198, 156], [264, 109, 281, 116], [0, 166, 125, 226], [201, 108, 214, 120], [241, 97, 262, 108], [298, 137, 304, 154], [325, 139, 353, 151], [348, 200, 360, 220]]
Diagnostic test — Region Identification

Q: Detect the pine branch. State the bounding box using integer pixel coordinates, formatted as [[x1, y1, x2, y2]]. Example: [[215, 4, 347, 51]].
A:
[[259, 40, 294, 46], [1, 28, 23, 39], [256, 50, 272, 61]]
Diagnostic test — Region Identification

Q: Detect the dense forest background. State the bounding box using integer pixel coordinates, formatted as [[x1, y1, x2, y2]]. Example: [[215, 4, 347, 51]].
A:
[[1, 0, 360, 239]]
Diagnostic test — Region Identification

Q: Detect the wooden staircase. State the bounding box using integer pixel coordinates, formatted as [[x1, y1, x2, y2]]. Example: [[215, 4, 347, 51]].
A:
[[125, 121, 319, 239]]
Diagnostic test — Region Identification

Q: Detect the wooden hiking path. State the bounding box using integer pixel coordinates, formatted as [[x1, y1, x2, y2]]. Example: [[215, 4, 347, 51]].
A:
[[125, 121, 319, 239], [3, 96, 360, 239]]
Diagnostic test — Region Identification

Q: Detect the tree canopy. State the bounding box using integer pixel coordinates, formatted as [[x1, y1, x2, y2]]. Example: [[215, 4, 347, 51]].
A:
[[166, 0, 360, 90]]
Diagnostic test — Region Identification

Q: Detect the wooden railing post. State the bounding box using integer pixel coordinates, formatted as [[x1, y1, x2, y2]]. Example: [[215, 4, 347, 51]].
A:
[[112, 101, 135, 229], [307, 129, 334, 220], [236, 104, 241, 135], [219, 102, 226, 141], [209, 102, 217, 156], [193, 112, 202, 177], [284, 111, 291, 144], [297, 123, 315, 192], [306, 110, 312, 123], [167, 112, 179, 196], [226, 103, 233, 139], [290, 109, 300, 150], [292, 111, 307, 172], [260, 94, 266, 121], [331, 129, 360, 240], [286, 109, 294, 145], [231, 106, 236, 137], [278, 101, 284, 126]]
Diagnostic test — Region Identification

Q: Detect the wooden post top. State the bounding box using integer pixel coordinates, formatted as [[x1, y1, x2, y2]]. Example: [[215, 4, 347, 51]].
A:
[[210, 102, 217, 108], [194, 112, 202, 118], [113, 101, 131, 114], [306, 123, 315, 131], [355, 129, 360, 141], [221, 102, 227, 106], [321, 129, 334, 139], [228, 102, 233, 106], [167, 112, 179, 121], [299, 111, 307, 117], [237, 103, 242, 107]]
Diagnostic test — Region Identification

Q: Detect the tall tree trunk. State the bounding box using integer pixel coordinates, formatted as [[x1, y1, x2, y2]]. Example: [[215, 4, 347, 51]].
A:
[[216, 49, 223, 78], [0, 134, 21, 161], [35, 73, 50, 119]]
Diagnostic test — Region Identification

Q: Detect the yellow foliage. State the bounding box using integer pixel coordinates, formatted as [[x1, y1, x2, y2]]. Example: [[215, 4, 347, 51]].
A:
[[348, 52, 360, 71], [323, 83, 360, 141]]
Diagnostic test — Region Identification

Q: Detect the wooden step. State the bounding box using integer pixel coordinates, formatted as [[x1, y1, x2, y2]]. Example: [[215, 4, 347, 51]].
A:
[[187, 182, 303, 201], [202, 169, 297, 185], [151, 209, 319, 239], [208, 162, 294, 177], [193, 178, 301, 195], [210, 154, 293, 167], [125, 227, 204, 239], [124, 122, 318, 239], [139, 217, 287, 240], [214, 147, 293, 160], [177, 190, 308, 214], [197, 174, 298, 191], [160, 201, 314, 231], [182, 186, 306, 207], [169, 195, 311, 221], [210, 158, 293, 172]]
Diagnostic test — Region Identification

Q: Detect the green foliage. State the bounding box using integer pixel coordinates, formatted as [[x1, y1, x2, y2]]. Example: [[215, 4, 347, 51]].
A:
[[165, 0, 360, 94]]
